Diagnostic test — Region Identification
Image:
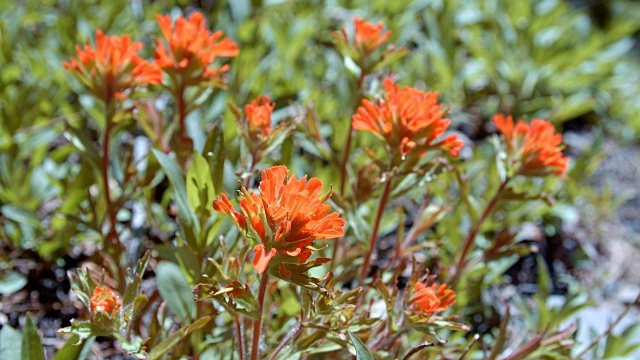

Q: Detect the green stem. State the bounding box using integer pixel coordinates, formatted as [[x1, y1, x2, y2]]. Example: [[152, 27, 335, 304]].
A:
[[102, 99, 118, 242], [360, 175, 393, 280], [176, 81, 190, 171], [102, 97, 126, 291], [334, 71, 367, 270], [251, 273, 269, 360], [339, 71, 366, 196]]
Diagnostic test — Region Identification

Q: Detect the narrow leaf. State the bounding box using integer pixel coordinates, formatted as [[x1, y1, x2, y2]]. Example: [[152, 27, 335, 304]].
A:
[[21, 313, 44, 360], [348, 330, 374, 360], [148, 316, 212, 360], [156, 261, 197, 322]]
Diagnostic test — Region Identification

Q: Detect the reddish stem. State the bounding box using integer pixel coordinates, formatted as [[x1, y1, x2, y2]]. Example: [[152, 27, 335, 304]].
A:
[[235, 316, 245, 360], [177, 83, 187, 139], [360, 176, 393, 280], [269, 323, 302, 360], [251, 272, 269, 360], [454, 177, 511, 279], [243, 151, 257, 190]]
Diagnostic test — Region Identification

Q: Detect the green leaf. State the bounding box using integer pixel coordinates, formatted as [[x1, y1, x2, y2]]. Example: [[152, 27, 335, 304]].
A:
[[123, 251, 151, 311], [121, 335, 146, 358], [148, 316, 212, 360], [536, 254, 552, 299], [487, 307, 510, 360], [603, 323, 640, 358], [156, 261, 197, 322], [57, 321, 112, 345], [186, 152, 215, 251], [53, 335, 94, 360], [21, 313, 44, 360], [187, 152, 214, 218], [0, 271, 27, 295], [348, 330, 373, 360], [1, 205, 43, 230], [202, 121, 225, 196], [0, 325, 22, 360], [152, 149, 200, 249]]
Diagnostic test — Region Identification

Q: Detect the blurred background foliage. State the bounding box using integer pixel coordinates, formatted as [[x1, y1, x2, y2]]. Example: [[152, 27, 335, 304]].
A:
[[2, 0, 640, 253], [1, 0, 640, 358]]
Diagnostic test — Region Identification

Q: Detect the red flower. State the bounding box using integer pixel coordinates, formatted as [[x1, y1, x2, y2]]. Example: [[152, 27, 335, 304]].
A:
[[243, 95, 275, 142], [155, 12, 239, 85], [90, 286, 121, 317], [408, 281, 456, 315], [353, 78, 463, 158], [493, 114, 569, 177], [63, 30, 162, 102], [213, 165, 345, 274]]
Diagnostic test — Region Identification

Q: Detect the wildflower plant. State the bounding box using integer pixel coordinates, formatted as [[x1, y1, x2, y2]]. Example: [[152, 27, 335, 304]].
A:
[[154, 12, 239, 167], [0, 4, 628, 360]]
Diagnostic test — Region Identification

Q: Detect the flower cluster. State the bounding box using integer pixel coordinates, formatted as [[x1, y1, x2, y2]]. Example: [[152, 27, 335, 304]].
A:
[[212, 165, 345, 274], [155, 12, 239, 86], [90, 286, 121, 317], [242, 95, 275, 143], [409, 281, 456, 315], [353, 78, 463, 159], [493, 114, 569, 177], [352, 17, 391, 54], [63, 30, 162, 102], [333, 17, 393, 69]]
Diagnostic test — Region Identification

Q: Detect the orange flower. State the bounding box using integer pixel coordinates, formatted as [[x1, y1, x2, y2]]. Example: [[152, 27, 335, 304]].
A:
[[493, 114, 569, 177], [353, 78, 463, 158], [333, 16, 392, 68], [409, 281, 456, 315], [348, 17, 392, 54], [213, 165, 345, 274], [63, 30, 162, 102], [243, 95, 275, 142], [90, 286, 121, 317], [155, 12, 239, 85]]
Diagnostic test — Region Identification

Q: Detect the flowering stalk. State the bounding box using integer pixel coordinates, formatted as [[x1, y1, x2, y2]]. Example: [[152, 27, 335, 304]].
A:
[[251, 272, 269, 360], [154, 12, 239, 168], [453, 177, 511, 280], [334, 17, 395, 196], [360, 174, 393, 280]]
